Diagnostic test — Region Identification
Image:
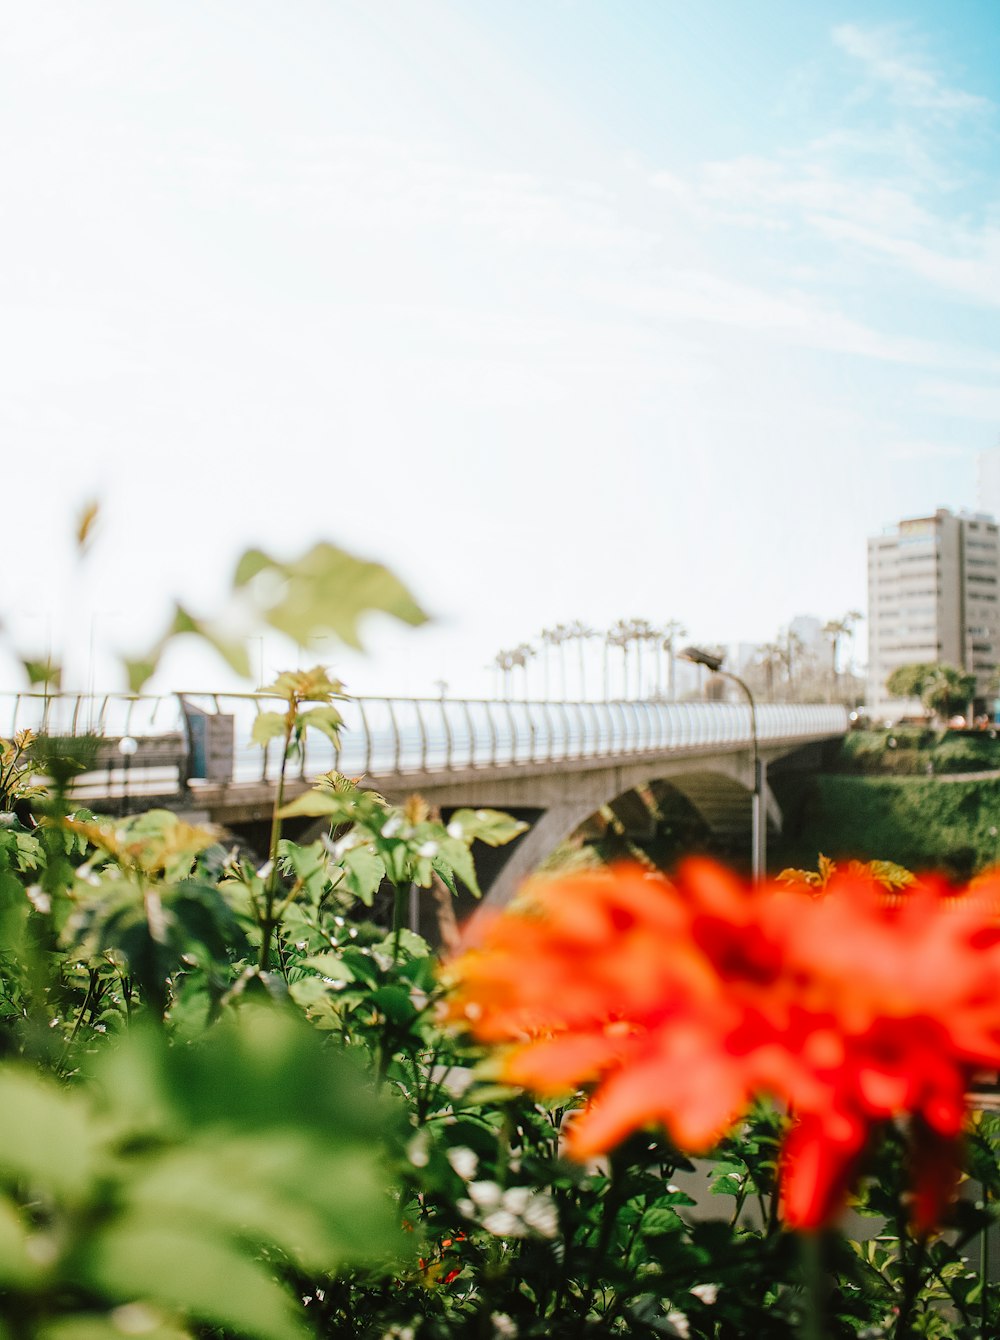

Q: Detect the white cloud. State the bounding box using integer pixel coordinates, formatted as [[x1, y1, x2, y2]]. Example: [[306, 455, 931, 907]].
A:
[[585, 266, 1000, 376], [832, 23, 993, 119], [920, 380, 1000, 423]]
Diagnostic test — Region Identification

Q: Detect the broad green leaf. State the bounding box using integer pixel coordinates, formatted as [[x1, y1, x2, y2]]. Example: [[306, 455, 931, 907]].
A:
[[277, 790, 359, 821], [0, 1197, 37, 1286], [297, 705, 342, 745], [0, 1069, 98, 1202], [39, 1313, 189, 1340], [446, 809, 528, 847], [170, 604, 251, 680], [124, 658, 158, 694], [372, 929, 430, 960], [250, 712, 288, 747], [22, 659, 62, 690], [371, 984, 418, 1026], [233, 541, 428, 650], [640, 1206, 683, 1236], [124, 1132, 391, 1273], [303, 953, 356, 981], [435, 836, 481, 898], [340, 843, 385, 905], [81, 1217, 305, 1340]]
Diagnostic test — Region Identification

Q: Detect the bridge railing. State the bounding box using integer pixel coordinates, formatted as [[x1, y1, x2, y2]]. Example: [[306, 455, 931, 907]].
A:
[[0, 692, 849, 796]]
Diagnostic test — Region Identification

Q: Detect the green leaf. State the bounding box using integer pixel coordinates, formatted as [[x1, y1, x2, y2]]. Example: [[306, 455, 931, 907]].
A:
[[0, 1069, 98, 1202], [0, 1197, 37, 1287], [446, 809, 528, 847], [277, 791, 359, 821], [251, 712, 288, 747], [640, 1206, 683, 1236], [170, 604, 251, 680], [435, 836, 481, 898], [81, 1217, 305, 1340], [233, 541, 428, 650], [303, 953, 356, 981], [22, 659, 62, 690], [340, 843, 385, 905], [297, 705, 342, 745], [124, 658, 158, 694], [371, 984, 418, 1026]]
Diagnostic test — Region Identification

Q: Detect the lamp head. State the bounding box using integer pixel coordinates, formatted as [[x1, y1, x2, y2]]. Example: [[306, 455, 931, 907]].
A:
[[680, 645, 724, 674]]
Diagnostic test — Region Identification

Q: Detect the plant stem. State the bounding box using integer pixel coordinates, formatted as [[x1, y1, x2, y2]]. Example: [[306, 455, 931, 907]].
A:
[[798, 1231, 828, 1340], [259, 713, 293, 972], [391, 883, 407, 964], [894, 1234, 926, 1340]]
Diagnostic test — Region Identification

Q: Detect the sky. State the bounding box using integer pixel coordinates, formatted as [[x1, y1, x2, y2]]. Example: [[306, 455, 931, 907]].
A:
[[2, 0, 999, 701]]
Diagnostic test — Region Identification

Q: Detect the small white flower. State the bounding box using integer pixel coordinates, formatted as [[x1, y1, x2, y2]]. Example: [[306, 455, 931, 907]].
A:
[[520, 1192, 559, 1239], [481, 1209, 522, 1236], [446, 1146, 479, 1180], [25, 885, 51, 914], [417, 840, 438, 858], [25, 1235, 58, 1267], [446, 820, 464, 840], [380, 816, 403, 838], [407, 1132, 430, 1168], [664, 1310, 690, 1339], [257, 859, 274, 880], [690, 1284, 718, 1305], [491, 1314, 518, 1338], [324, 830, 365, 860], [468, 1180, 503, 1209], [501, 1185, 531, 1215], [110, 1303, 158, 1335]]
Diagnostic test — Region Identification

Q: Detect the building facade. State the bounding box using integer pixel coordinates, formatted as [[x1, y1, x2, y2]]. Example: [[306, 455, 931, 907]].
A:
[[867, 508, 1000, 719]]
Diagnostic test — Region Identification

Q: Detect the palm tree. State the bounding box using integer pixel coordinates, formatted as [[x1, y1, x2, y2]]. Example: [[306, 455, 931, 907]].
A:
[[755, 642, 785, 701], [492, 648, 517, 698], [539, 627, 558, 700], [606, 620, 633, 699], [783, 629, 805, 700], [630, 618, 656, 698], [565, 620, 596, 699], [660, 619, 687, 700], [511, 642, 536, 700], [823, 613, 861, 702]]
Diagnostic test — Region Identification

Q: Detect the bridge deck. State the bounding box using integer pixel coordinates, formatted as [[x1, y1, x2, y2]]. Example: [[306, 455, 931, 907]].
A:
[[2, 692, 848, 814]]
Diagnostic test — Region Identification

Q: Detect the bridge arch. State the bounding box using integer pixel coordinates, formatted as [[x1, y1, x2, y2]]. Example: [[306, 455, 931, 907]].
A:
[[477, 754, 783, 907]]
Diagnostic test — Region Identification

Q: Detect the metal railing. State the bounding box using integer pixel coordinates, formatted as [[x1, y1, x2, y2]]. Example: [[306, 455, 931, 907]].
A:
[[1, 692, 849, 794]]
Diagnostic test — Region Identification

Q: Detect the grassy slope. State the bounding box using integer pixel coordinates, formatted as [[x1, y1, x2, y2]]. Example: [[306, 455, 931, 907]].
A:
[[769, 773, 1000, 880]]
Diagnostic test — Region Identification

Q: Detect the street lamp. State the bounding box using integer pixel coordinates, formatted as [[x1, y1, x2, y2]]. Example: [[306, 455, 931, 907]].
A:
[[680, 646, 765, 881]]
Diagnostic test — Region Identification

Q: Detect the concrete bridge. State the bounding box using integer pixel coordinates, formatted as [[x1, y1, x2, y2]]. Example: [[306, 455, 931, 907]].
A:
[[2, 692, 848, 901]]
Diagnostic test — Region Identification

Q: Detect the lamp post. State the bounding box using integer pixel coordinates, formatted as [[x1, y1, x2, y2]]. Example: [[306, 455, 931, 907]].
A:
[[680, 646, 765, 881]]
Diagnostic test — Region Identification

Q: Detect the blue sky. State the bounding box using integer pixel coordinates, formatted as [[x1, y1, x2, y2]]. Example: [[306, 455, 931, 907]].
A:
[[2, 1, 998, 698]]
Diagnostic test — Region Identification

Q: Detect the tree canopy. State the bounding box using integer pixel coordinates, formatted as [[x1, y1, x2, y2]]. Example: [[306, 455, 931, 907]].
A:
[[885, 661, 976, 720]]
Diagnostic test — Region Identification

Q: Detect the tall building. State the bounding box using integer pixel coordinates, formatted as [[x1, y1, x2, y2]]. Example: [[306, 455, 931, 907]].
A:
[[867, 508, 1000, 718]]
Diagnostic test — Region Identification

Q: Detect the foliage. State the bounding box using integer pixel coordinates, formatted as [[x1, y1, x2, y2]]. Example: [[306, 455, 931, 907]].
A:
[[770, 772, 1000, 880], [4, 535, 1000, 1339], [885, 663, 977, 722]]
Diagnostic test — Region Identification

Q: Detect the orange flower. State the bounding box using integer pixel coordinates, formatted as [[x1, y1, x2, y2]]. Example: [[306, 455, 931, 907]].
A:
[[444, 861, 1000, 1231], [445, 862, 787, 1156]]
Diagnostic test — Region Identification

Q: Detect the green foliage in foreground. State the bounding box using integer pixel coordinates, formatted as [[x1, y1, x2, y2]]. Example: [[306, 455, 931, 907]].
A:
[[1, 753, 999, 1339], [4, 518, 1000, 1338]]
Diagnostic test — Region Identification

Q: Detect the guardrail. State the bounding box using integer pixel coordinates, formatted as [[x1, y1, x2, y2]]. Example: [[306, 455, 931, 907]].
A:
[[1, 692, 849, 798]]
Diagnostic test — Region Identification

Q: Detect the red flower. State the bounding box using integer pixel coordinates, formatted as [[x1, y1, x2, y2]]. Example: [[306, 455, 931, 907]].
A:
[[444, 861, 1000, 1230]]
